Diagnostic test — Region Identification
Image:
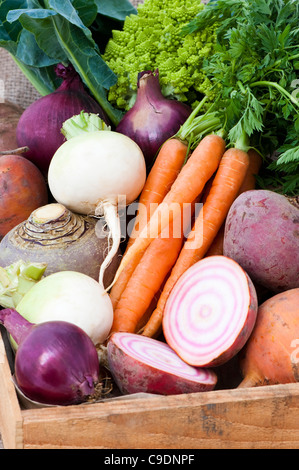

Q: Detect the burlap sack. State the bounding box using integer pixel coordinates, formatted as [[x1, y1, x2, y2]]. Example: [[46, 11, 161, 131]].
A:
[[0, 0, 207, 109]]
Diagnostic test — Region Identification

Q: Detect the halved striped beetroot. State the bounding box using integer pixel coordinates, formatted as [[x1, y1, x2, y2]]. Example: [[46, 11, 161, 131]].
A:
[[107, 332, 217, 395], [163, 255, 258, 368]]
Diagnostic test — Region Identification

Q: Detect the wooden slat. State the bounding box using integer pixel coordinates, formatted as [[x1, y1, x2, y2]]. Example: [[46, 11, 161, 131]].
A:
[[0, 328, 23, 449], [20, 383, 299, 449]]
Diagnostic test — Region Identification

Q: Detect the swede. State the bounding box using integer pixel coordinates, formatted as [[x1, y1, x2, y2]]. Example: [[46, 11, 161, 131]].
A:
[[0, 203, 121, 287], [48, 113, 146, 287]]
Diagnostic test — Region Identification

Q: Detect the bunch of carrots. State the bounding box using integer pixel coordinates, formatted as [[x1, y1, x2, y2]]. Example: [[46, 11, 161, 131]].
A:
[[108, 111, 262, 339]]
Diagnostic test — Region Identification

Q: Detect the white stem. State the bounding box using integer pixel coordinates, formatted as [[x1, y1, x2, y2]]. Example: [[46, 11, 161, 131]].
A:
[[96, 201, 121, 289]]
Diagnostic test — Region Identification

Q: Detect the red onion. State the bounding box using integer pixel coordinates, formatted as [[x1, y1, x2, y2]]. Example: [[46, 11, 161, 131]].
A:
[[0, 308, 100, 406], [116, 70, 192, 170], [16, 63, 110, 175]]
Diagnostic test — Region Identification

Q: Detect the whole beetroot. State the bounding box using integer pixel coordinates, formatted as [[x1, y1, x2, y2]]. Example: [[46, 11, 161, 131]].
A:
[[223, 189, 299, 293]]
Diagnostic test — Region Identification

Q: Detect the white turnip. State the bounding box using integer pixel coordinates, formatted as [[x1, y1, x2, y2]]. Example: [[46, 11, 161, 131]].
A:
[[48, 112, 146, 287]]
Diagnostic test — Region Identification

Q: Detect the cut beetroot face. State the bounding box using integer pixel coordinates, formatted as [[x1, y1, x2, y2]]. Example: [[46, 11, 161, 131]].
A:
[[163, 255, 258, 367], [107, 332, 217, 395]]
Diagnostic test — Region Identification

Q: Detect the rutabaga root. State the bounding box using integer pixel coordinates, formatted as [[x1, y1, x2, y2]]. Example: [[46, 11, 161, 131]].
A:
[[96, 200, 121, 289]]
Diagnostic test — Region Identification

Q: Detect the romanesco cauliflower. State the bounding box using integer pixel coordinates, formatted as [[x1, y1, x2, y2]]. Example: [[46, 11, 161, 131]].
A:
[[103, 0, 217, 111]]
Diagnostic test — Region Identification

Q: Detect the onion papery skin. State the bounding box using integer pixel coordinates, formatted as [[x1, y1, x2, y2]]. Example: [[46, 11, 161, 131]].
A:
[[116, 70, 192, 170], [0, 154, 48, 240], [0, 203, 120, 287], [0, 308, 100, 406], [107, 332, 217, 395], [16, 64, 110, 175], [163, 256, 258, 368], [239, 288, 299, 388]]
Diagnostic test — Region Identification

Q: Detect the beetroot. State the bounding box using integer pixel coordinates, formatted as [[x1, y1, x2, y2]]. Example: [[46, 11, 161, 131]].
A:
[[162, 255, 258, 368], [223, 189, 299, 293], [107, 332, 217, 395]]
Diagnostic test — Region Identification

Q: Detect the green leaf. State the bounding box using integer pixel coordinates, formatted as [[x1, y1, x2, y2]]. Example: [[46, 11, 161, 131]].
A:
[[68, 0, 98, 28], [47, 0, 96, 41], [7, 8, 57, 23], [282, 174, 299, 195], [228, 120, 244, 144], [0, 0, 25, 44], [12, 56, 59, 94], [6, 3, 124, 124], [278, 23, 291, 47], [276, 145, 299, 165], [12, 13, 68, 63], [2, 0, 134, 124], [0, 3, 58, 94], [94, 0, 137, 21], [16, 29, 58, 66], [50, 14, 117, 88]]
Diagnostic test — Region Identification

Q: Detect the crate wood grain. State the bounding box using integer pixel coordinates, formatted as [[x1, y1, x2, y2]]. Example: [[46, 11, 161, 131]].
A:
[[2, 329, 299, 449]]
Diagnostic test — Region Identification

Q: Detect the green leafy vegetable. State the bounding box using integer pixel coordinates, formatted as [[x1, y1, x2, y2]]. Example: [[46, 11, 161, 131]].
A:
[[0, 0, 136, 125], [183, 0, 299, 194]]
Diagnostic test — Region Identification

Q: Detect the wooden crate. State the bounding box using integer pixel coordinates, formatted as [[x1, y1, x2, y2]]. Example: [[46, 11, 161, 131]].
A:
[[2, 327, 299, 449]]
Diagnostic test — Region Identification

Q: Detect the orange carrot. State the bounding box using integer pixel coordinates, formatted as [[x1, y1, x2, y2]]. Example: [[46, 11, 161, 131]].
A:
[[109, 138, 188, 308], [111, 134, 226, 288], [127, 138, 189, 245], [110, 203, 194, 334], [205, 148, 263, 258], [237, 148, 262, 194], [110, 200, 196, 334], [205, 222, 225, 257], [142, 146, 250, 338]]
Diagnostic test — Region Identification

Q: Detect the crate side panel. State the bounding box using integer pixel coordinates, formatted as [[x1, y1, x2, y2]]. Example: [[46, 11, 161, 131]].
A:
[[21, 384, 299, 449], [0, 329, 23, 449]]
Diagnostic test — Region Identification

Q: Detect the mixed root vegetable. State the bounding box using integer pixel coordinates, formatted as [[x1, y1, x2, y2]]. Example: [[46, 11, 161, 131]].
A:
[[0, 0, 298, 407]]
